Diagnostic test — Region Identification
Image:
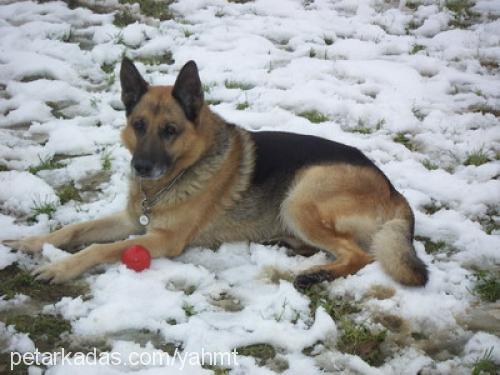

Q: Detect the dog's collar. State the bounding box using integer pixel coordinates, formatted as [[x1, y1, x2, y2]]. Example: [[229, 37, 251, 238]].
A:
[[138, 169, 186, 226]]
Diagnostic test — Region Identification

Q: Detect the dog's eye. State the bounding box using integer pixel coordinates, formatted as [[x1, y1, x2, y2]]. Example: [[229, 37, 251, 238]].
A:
[[132, 120, 146, 135], [161, 124, 177, 139]]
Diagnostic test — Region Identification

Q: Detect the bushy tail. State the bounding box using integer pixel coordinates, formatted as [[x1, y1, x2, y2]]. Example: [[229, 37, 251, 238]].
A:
[[371, 218, 428, 286]]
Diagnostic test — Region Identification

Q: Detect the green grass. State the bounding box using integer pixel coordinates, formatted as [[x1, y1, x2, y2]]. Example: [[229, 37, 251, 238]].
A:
[[351, 119, 384, 134], [410, 44, 425, 54], [101, 63, 115, 74], [183, 29, 193, 37], [236, 101, 250, 110], [405, 0, 421, 10], [28, 156, 64, 174], [393, 132, 416, 151], [471, 347, 498, 375], [235, 344, 276, 365], [422, 159, 439, 170], [31, 199, 57, 219], [0, 164, 9, 172], [445, 0, 479, 28], [202, 82, 216, 93], [298, 110, 329, 124], [101, 150, 113, 171], [224, 80, 254, 90], [3, 313, 71, 352], [136, 51, 174, 65], [337, 319, 387, 367], [464, 149, 490, 166], [113, 8, 136, 27], [0, 263, 87, 302], [415, 236, 446, 254], [305, 285, 360, 321], [182, 303, 196, 317], [474, 271, 500, 302], [57, 183, 81, 205], [119, 0, 174, 20]]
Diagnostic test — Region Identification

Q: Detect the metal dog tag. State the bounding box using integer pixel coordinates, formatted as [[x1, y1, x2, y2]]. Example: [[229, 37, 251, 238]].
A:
[[139, 214, 149, 226]]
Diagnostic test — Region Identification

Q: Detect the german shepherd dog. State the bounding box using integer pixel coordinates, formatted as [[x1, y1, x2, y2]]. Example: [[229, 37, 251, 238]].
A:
[[4, 58, 428, 289]]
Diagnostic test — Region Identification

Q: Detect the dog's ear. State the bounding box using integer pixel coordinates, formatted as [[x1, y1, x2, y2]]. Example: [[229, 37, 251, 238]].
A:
[[120, 57, 148, 115], [172, 61, 204, 122]]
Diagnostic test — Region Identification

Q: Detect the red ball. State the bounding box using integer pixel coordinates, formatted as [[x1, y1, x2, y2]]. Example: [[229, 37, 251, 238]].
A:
[[121, 245, 151, 272]]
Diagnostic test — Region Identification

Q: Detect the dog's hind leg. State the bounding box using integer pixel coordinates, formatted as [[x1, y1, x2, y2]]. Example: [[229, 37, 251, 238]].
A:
[[283, 199, 374, 289], [281, 165, 389, 289], [3, 211, 142, 253]]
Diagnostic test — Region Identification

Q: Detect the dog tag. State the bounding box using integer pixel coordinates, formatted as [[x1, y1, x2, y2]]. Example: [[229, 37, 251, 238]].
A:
[[139, 214, 149, 226]]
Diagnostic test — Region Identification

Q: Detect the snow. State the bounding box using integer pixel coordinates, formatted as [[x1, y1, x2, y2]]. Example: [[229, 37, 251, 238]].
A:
[[0, 0, 499, 374]]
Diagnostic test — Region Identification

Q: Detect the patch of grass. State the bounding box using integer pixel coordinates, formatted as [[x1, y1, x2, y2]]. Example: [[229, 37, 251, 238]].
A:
[[235, 344, 276, 365], [422, 200, 445, 215], [412, 106, 427, 121], [305, 284, 360, 321], [473, 271, 500, 302], [183, 29, 193, 37], [182, 303, 196, 317], [101, 150, 113, 171], [31, 199, 57, 219], [236, 101, 249, 110], [464, 149, 490, 166], [215, 9, 225, 17], [309, 48, 316, 58], [28, 156, 64, 174], [3, 313, 71, 352], [393, 132, 416, 151], [471, 347, 498, 375], [478, 208, 499, 235], [298, 110, 329, 124], [57, 183, 81, 205], [351, 119, 384, 134], [0, 263, 87, 302], [410, 44, 425, 54], [202, 82, 216, 93], [224, 80, 254, 90], [119, 0, 174, 20], [113, 8, 136, 27], [445, 0, 479, 28], [136, 51, 174, 65], [406, 0, 421, 10], [469, 104, 500, 117], [337, 319, 387, 367], [101, 63, 115, 74], [205, 99, 222, 106], [422, 159, 439, 170], [201, 365, 230, 374], [0, 164, 9, 171], [415, 236, 446, 254]]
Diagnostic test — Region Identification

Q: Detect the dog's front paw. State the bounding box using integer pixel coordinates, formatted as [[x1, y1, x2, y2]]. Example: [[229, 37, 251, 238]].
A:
[[294, 269, 335, 290], [2, 236, 46, 253], [31, 257, 83, 284]]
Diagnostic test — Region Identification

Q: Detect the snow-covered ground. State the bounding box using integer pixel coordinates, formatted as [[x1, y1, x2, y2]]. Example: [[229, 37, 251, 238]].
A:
[[0, 0, 499, 374]]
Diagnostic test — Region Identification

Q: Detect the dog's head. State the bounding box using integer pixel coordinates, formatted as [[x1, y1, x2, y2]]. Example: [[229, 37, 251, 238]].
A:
[[120, 58, 207, 179]]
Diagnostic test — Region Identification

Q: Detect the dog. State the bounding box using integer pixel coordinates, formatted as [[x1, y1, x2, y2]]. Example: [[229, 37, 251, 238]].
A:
[[3, 58, 428, 289]]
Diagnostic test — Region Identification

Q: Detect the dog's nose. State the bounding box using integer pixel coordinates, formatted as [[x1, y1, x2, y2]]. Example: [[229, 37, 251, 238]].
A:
[[132, 158, 153, 176]]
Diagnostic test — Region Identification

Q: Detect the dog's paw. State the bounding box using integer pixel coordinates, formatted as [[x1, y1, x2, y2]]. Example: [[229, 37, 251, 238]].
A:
[[293, 269, 335, 290], [2, 236, 46, 253], [31, 257, 82, 284]]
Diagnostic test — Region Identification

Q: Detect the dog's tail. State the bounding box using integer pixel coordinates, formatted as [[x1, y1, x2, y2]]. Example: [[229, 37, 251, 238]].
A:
[[371, 197, 428, 286]]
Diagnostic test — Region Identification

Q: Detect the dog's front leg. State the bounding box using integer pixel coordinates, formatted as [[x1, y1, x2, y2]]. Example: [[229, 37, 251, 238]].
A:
[[31, 229, 184, 283], [3, 211, 141, 253]]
